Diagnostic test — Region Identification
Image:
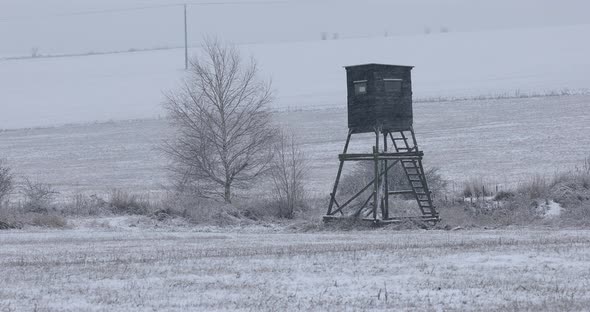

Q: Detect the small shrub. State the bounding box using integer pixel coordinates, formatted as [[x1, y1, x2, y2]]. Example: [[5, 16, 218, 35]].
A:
[[0, 214, 19, 229], [235, 197, 278, 221], [62, 193, 109, 216], [494, 190, 515, 201], [0, 159, 13, 206], [108, 189, 150, 215], [462, 177, 492, 198], [424, 167, 448, 198], [268, 132, 308, 219], [517, 174, 550, 199], [549, 160, 590, 226], [21, 178, 58, 213]]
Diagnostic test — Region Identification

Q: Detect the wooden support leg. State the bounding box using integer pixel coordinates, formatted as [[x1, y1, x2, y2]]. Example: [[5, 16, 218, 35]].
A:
[[327, 130, 353, 215], [383, 132, 389, 220], [373, 129, 380, 221]]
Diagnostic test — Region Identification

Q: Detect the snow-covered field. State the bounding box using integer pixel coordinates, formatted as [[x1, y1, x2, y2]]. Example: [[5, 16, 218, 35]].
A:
[[1, 95, 588, 198], [1, 24, 590, 129], [2, 2, 590, 310], [1, 3, 589, 193], [1, 226, 590, 311]]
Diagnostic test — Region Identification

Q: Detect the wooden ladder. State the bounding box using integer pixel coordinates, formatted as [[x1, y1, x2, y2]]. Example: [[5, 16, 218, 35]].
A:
[[390, 128, 438, 219]]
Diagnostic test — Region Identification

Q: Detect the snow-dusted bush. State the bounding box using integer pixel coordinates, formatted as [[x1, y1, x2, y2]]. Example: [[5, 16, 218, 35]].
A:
[[517, 174, 550, 199], [61, 193, 110, 216], [108, 189, 151, 215], [462, 177, 493, 199], [268, 132, 309, 219], [0, 159, 13, 206], [20, 178, 58, 213]]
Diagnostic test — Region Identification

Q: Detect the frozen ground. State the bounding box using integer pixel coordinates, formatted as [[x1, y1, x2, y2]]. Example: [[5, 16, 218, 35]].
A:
[[1, 95, 588, 198], [1, 227, 590, 311]]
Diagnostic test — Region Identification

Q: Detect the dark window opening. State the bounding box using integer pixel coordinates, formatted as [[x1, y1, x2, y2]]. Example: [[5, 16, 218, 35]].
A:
[[384, 79, 402, 92], [353, 80, 367, 95]]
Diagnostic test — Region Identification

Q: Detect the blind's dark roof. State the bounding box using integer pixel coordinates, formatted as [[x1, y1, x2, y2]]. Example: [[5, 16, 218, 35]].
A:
[[344, 63, 414, 69]]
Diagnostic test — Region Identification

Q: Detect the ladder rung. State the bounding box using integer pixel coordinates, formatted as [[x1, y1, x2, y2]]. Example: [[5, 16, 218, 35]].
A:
[[388, 190, 414, 195]]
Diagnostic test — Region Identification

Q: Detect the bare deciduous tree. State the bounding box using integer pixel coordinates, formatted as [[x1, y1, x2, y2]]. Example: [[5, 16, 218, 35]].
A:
[[0, 159, 13, 205], [269, 132, 308, 218], [163, 38, 276, 203]]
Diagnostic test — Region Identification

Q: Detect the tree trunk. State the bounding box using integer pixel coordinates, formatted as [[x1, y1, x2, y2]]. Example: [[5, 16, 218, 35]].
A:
[[224, 182, 232, 203]]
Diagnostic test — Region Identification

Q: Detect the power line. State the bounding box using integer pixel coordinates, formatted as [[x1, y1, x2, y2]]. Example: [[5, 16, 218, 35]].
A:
[[0, 1, 288, 21]]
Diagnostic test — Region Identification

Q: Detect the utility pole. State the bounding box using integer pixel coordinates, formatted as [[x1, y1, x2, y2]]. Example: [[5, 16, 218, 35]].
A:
[[184, 3, 188, 70]]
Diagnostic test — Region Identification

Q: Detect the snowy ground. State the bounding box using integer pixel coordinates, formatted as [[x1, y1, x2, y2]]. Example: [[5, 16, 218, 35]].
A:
[[1, 95, 588, 198], [1, 227, 589, 311], [1, 24, 590, 129]]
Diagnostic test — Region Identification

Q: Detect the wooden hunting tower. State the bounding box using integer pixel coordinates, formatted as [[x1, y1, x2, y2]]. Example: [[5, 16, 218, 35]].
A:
[[325, 63, 439, 224], [346, 64, 413, 133]]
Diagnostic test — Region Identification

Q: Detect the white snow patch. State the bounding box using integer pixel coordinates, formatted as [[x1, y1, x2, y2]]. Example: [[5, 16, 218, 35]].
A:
[[540, 200, 562, 218]]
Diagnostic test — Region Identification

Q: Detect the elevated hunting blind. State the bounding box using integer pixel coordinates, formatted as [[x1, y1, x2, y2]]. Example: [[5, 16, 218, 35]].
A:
[[346, 64, 413, 133], [325, 63, 439, 224]]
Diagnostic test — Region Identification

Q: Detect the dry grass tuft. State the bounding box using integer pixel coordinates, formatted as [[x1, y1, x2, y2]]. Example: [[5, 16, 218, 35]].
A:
[[517, 174, 550, 199], [462, 177, 493, 198], [108, 189, 152, 215]]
